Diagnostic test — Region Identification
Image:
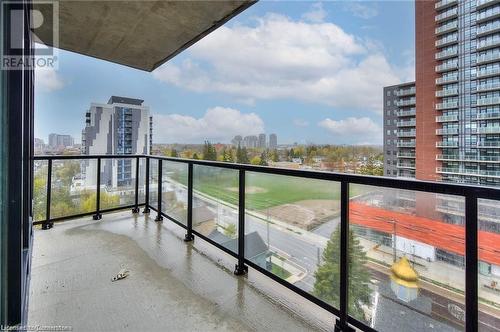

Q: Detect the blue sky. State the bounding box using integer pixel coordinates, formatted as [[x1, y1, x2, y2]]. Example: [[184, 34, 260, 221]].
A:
[[35, 0, 415, 145]]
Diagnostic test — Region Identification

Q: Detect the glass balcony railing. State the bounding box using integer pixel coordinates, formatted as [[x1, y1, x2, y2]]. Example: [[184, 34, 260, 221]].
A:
[[477, 52, 500, 66], [476, 67, 500, 78], [436, 141, 459, 147], [476, 96, 500, 106], [478, 141, 500, 147], [435, 35, 458, 48], [397, 152, 416, 158], [436, 101, 459, 110], [476, 0, 499, 10], [397, 109, 416, 117], [33, 154, 500, 332], [395, 98, 416, 106], [436, 74, 459, 84], [477, 20, 500, 36], [435, 7, 458, 22], [436, 114, 459, 122], [397, 140, 416, 147], [435, 61, 458, 72], [395, 87, 416, 96], [437, 167, 500, 177], [397, 120, 416, 127], [435, 48, 458, 60], [477, 36, 500, 50], [397, 130, 416, 137], [477, 6, 500, 22], [437, 154, 500, 162], [435, 20, 458, 35], [436, 0, 457, 9], [475, 81, 500, 92], [436, 88, 459, 97], [436, 127, 459, 135], [476, 111, 500, 119], [476, 126, 500, 134]]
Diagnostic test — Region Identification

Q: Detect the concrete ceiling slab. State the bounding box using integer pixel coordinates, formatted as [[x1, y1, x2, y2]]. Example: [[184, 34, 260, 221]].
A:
[[34, 0, 255, 72]]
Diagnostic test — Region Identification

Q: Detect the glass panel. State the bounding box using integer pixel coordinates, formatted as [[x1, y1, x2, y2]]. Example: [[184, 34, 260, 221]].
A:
[[100, 158, 136, 210], [478, 198, 500, 331], [244, 172, 341, 307], [149, 159, 158, 210], [50, 159, 97, 219], [349, 185, 465, 331], [33, 160, 48, 221], [161, 160, 188, 225], [138, 157, 146, 205], [193, 165, 239, 253]]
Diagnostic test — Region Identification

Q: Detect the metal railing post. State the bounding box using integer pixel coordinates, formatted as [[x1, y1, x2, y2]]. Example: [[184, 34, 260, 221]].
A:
[[132, 156, 140, 213], [142, 157, 150, 213], [465, 193, 478, 332], [184, 162, 194, 242], [335, 181, 354, 332], [155, 159, 163, 222], [93, 158, 102, 220], [234, 169, 247, 275], [42, 159, 53, 230]]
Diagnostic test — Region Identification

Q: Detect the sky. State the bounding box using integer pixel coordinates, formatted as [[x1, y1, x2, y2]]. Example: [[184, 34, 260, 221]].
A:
[[34, 0, 415, 146]]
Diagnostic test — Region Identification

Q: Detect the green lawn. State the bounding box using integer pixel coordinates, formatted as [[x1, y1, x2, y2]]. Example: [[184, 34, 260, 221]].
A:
[[165, 162, 372, 210]]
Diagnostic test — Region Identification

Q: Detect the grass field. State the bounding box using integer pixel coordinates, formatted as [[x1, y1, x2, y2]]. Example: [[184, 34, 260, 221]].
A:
[[163, 162, 373, 211]]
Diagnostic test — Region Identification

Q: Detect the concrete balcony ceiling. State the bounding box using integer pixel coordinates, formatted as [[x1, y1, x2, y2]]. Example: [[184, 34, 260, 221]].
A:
[[34, 0, 255, 71]]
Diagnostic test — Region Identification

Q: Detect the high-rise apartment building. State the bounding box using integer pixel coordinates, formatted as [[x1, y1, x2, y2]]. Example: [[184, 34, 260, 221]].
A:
[[269, 133, 278, 149], [82, 96, 152, 187], [383, 83, 416, 178], [384, 0, 500, 186], [258, 133, 266, 148], [48, 133, 74, 149]]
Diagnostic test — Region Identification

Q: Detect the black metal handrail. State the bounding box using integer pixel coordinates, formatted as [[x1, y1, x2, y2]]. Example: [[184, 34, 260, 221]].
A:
[[33, 153, 500, 332]]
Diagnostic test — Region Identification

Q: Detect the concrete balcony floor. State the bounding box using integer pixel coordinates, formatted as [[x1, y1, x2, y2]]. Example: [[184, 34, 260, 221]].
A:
[[28, 210, 332, 332]]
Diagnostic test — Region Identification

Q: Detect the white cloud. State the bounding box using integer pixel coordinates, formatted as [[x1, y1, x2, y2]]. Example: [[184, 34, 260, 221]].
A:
[[293, 118, 310, 127], [344, 3, 378, 19], [153, 106, 264, 143], [153, 13, 408, 114], [302, 2, 327, 23], [318, 117, 382, 144], [35, 67, 64, 92]]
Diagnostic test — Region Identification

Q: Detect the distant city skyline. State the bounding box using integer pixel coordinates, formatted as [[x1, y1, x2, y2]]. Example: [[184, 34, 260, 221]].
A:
[[34, 1, 415, 146]]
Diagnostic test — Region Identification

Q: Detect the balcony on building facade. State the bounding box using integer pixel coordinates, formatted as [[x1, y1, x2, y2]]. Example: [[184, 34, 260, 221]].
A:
[[435, 7, 458, 22], [436, 61, 459, 72], [475, 67, 500, 78], [436, 114, 459, 122], [397, 140, 416, 147], [436, 101, 459, 110], [436, 140, 459, 147], [395, 87, 416, 96], [476, 96, 500, 106], [477, 6, 500, 23], [436, 154, 500, 162], [397, 120, 416, 127], [477, 20, 500, 37], [435, 20, 458, 35], [477, 36, 500, 51], [436, 88, 459, 97], [476, 111, 500, 119], [435, 48, 459, 60], [435, 0, 458, 10], [476, 51, 500, 64], [475, 81, 500, 92], [397, 130, 416, 138], [397, 109, 416, 117], [436, 127, 459, 135], [476, 126, 500, 134], [397, 152, 416, 158], [395, 97, 416, 107], [436, 35, 459, 48], [397, 162, 416, 169], [437, 166, 500, 178], [478, 140, 500, 147], [436, 74, 459, 85], [476, 0, 500, 10]]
